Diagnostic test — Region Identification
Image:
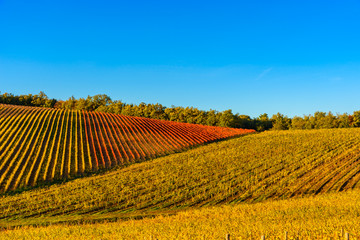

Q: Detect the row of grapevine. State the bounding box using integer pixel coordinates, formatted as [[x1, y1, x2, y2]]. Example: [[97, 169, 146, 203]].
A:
[[0, 104, 254, 192], [4, 128, 360, 225]]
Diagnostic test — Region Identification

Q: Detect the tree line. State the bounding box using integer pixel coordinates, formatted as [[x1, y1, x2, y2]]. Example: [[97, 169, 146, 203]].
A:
[[0, 91, 57, 108], [1, 91, 359, 131]]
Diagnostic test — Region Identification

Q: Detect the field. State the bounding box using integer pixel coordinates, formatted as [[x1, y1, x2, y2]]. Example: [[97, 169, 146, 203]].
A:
[[2, 189, 360, 239], [0, 104, 252, 193], [1, 104, 360, 239], [1, 127, 360, 229]]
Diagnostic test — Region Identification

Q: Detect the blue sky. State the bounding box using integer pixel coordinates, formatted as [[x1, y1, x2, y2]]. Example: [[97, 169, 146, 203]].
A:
[[1, 0, 360, 117]]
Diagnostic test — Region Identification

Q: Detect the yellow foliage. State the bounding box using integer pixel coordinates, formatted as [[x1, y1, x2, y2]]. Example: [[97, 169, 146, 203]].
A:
[[1, 190, 360, 239]]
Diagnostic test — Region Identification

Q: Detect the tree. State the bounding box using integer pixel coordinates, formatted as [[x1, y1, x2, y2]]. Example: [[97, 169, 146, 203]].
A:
[[291, 116, 306, 129], [219, 110, 235, 127], [255, 113, 272, 131], [234, 114, 253, 129], [312, 111, 337, 129], [352, 111, 360, 127], [121, 104, 135, 116], [86, 94, 112, 111], [206, 110, 217, 126], [63, 96, 77, 110], [107, 100, 125, 114], [337, 113, 351, 128], [150, 103, 166, 120], [271, 113, 290, 130], [164, 107, 180, 122]]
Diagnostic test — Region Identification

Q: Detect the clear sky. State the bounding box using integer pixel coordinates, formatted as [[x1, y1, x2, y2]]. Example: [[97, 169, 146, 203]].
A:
[[1, 0, 360, 118]]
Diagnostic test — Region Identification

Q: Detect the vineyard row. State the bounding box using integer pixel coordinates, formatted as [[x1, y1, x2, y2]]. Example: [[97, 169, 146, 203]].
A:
[[0, 104, 254, 192]]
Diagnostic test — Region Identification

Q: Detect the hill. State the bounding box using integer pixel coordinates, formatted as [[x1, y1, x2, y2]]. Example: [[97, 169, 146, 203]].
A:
[[0, 104, 253, 193], [2, 189, 360, 239], [1, 128, 360, 228]]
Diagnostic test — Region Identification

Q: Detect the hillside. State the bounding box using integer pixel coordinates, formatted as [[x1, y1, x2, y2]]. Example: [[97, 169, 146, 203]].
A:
[[2, 189, 360, 239], [1, 128, 360, 227], [0, 104, 252, 193]]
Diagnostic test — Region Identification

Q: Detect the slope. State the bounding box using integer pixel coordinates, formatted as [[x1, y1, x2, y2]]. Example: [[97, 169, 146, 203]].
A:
[[2, 189, 360, 239], [0, 104, 253, 193], [1, 128, 360, 227]]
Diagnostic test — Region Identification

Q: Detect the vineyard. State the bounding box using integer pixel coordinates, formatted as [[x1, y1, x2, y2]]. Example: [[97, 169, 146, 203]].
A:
[[2, 108, 360, 238], [0, 104, 254, 193], [1, 128, 360, 229], [2, 189, 360, 239]]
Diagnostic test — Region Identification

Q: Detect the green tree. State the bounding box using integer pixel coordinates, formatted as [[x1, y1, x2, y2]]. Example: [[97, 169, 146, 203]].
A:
[[206, 110, 217, 126], [219, 110, 235, 127], [234, 114, 252, 129], [63, 96, 77, 110], [352, 111, 360, 127], [312, 111, 337, 129], [255, 113, 272, 131], [150, 103, 166, 120], [291, 116, 307, 129], [271, 113, 290, 130], [337, 113, 351, 128]]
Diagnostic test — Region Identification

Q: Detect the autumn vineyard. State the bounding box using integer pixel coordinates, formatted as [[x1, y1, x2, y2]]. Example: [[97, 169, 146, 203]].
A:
[[3, 103, 360, 239], [0, 104, 254, 193]]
